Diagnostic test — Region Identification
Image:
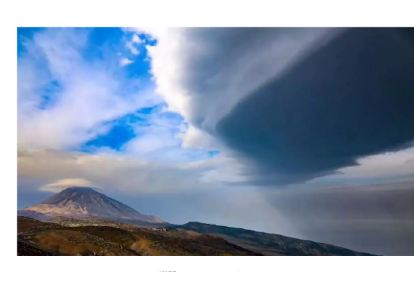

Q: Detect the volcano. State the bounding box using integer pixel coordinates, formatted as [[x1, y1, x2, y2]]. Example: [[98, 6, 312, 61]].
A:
[[18, 187, 164, 224]]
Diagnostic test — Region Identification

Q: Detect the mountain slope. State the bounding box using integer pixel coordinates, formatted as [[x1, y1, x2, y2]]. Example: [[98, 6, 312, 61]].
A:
[[19, 187, 164, 224], [173, 222, 373, 256], [17, 217, 257, 256], [17, 216, 373, 256]]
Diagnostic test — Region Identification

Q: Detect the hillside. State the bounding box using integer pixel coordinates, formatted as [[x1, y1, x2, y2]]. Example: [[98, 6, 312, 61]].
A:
[[174, 222, 372, 256], [17, 217, 258, 256], [17, 216, 373, 256]]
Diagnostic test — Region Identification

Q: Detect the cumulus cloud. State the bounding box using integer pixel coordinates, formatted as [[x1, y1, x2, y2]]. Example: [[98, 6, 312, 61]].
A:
[[146, 28, 414, 184]]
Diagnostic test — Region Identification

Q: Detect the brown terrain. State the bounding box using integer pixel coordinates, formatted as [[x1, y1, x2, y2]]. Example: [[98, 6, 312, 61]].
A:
[[17, 216, 258, 256], [17, 216, 373, 256]]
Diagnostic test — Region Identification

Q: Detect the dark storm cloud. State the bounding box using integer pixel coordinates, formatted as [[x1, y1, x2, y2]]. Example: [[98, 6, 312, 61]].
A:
[[161, 27, 337, 128], [217, 28, 414, 184]]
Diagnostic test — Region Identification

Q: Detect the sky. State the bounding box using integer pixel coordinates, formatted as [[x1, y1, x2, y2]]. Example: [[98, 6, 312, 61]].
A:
[[17, 28, 414, 255]]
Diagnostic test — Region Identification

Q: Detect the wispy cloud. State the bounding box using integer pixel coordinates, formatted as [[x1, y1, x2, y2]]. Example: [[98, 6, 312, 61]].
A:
[[18, 28, 160, 151], [125, 33, 143, 55], [119, 57, 133, 66], [19, 149, 232, 196], [39, 178, 96, 192]]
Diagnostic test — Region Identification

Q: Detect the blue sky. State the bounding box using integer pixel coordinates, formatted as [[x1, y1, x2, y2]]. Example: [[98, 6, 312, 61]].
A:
[[18, 27, 219, 163], [17, 28, 414, 255]]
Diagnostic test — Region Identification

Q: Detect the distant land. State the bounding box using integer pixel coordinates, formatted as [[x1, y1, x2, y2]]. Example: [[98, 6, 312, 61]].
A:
[[18, 187, 373, 256]]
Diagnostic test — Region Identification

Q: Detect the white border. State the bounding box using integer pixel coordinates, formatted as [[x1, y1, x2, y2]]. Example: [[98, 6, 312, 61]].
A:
[[1, 0, 414, 289]]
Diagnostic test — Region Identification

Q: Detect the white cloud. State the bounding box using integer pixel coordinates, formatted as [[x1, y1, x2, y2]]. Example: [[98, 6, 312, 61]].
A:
[[18, 149, 245, 196], [39, 178, 96, 192], [119, 57, 133, 66], [20, 28, 230, 176], [181, 125, 217, 149], [125, 33, 142, 55], [126, 42, 139, 55], [131, 34, 143, 44], [18, 28, 160, 151]]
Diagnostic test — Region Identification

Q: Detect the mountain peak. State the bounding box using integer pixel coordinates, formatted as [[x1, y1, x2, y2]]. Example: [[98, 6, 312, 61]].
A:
[[21, 187, 164, 224], [61, 186, 98, 192], [57, 186, 101, 196]]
